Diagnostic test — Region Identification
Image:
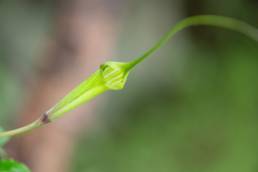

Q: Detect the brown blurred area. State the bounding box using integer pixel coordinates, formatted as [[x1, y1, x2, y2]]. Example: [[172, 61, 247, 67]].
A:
[[6, 0, 122, 171]]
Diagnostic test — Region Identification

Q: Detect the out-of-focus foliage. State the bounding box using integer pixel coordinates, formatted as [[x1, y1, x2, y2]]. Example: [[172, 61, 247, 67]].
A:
[[0, 127, 29, 171], [0, 160, 30, 172]]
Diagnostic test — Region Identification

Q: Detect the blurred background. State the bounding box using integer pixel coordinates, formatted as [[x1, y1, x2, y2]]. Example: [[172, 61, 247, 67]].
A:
[[0, 0, 258, 172]]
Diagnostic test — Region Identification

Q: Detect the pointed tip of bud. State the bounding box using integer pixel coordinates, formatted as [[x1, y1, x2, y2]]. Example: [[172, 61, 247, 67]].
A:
[[100, 61, 131, 90]]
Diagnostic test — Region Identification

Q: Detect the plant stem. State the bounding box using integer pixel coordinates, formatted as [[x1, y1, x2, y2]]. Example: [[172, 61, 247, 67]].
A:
[[0, 15, 257, 138], [0, 119, 42, 138], [128, 15, 258, 69]]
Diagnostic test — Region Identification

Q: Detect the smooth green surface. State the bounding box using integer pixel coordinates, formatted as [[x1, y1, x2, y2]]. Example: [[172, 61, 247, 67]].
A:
[[0, 160, 30, 172]]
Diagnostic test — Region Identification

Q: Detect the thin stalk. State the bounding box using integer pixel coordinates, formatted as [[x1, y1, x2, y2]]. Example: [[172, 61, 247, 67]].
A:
[[127, 15, 258, 69]]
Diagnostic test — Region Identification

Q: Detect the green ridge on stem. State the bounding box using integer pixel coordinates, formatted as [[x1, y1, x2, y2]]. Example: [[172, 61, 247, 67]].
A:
[[0, 15, 257, 138]]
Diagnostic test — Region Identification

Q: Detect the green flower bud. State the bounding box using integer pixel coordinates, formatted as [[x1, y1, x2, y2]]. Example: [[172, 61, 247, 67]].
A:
[[47, 61, 131, 121], [100, 61, 130, 90]]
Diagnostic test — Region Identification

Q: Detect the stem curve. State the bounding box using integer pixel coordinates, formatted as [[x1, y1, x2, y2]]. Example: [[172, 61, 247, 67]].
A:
[[128, 15, 258, 69]]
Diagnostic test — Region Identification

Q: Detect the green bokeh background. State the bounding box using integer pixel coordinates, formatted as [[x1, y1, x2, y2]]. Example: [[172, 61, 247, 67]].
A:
[[0, 0, 258, 172]]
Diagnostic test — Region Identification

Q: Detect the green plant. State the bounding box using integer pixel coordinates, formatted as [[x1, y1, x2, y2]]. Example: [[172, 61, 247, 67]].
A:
[[0, 15, 257, 171]]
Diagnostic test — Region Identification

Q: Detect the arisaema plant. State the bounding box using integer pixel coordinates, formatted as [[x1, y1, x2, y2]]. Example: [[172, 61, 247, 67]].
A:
[[0, 15, 257, 171]]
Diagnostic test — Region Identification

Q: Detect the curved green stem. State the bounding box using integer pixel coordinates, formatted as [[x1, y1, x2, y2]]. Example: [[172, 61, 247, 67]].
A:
[[0, 15, 257, 138], [127, 15, 258, 69]]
